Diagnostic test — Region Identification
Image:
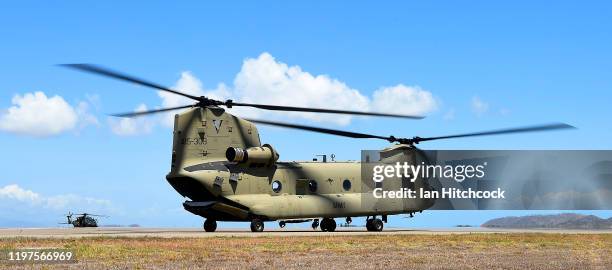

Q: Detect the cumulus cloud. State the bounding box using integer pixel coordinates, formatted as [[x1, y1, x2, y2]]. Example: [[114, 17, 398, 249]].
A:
[[231, 53, 370, 125], [156, 52, 437, 126], [471, 96, 489, 116], [0, 184, 111, 210], [370, 85, 437, 116], [76, 101, 100, 129], [109, 104, 155, 136], [0, 91, 98, 137], [0, 92, 77, 136], [0, 184, 40, 202]]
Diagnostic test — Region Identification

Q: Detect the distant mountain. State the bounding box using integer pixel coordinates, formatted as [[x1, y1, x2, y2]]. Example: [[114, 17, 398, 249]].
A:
[[482, 213, 612, 230]]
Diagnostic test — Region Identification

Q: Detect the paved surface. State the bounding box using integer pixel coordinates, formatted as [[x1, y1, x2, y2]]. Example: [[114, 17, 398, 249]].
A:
[[0, 227, 610, 238]]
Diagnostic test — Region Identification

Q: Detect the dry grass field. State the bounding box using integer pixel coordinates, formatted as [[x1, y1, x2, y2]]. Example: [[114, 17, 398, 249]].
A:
[[1, 233, 610, 269]]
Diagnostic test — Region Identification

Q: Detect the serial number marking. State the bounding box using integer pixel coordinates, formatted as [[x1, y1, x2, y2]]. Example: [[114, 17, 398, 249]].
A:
[[2, 248, 75, 264], [181, 137, 207, 145], [333, 202, 346, 209]]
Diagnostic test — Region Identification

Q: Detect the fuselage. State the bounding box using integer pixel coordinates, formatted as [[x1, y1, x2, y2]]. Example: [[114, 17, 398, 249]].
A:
[[167, 159, 434, 221]]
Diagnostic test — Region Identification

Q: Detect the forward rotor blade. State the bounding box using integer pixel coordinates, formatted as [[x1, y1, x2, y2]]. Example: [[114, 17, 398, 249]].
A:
[[60, 64, 201, 101], [60, 64, 425, 119], [233, 102, 424, 119], [245, 119, 392, 141], [111, 105, 193, 117], [414, 123, 576, 143]]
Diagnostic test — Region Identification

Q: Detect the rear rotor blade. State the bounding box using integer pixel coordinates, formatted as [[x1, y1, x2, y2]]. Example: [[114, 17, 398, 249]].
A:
[[413, 123, 576, 144], [247, 119, 575, 146], [60, 64, 201, 101], [245, 119, 392, 141], [111, 105, 194, 117], [233, 102, 424, 119]]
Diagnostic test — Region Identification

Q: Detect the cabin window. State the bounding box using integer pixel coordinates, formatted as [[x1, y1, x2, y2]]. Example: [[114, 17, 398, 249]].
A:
[[272, 180, 282, 193], [343, 179, 352, 191], [308, 180, 318, 193]]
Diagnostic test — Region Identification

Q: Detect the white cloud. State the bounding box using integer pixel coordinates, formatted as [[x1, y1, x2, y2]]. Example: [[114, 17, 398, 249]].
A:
[[0, 184, 111, 210], [371, 85, 437, 116], [0, 91, 99, 137], [0, 184, 40, 202], [471, 96, 489, 116], [0, 92, 77, 136], [156, 52, 437, 126], [76, 101, 100, 129], [109, 104, 155, 136], [231, 53, 370, 125]]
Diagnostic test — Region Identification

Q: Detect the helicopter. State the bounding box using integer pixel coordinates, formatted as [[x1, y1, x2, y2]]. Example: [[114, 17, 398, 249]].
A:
[[62, 64, 574, 232], [60, 212, 107, 227]]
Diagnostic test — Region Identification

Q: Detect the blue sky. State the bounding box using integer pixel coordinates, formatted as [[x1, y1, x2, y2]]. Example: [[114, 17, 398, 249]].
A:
[[1, 1, 611, 228]]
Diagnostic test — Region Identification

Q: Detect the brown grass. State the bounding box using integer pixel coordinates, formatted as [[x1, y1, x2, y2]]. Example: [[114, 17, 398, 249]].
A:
[[1, 233, 610, 269]]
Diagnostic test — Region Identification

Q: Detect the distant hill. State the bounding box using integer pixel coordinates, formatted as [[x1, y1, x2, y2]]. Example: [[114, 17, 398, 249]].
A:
[[482, 213, 612, 230]]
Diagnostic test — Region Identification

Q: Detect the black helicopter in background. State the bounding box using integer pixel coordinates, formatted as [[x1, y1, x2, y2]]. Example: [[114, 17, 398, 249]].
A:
[[60, 212, 107, 227]]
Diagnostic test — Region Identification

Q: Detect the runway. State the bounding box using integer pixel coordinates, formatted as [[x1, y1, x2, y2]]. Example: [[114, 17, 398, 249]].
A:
[[1, 227, 609, 238]]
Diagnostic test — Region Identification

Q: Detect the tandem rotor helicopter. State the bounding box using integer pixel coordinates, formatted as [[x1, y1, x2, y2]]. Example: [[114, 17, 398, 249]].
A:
[[62, 64, 574, 232]]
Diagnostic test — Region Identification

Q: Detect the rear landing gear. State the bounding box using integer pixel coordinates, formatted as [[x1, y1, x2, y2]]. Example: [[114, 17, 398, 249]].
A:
[[366, 217, 383, 232], [320, 218, 336, 232], [250, 219, 264, 232], [203, 219, 217, 232]]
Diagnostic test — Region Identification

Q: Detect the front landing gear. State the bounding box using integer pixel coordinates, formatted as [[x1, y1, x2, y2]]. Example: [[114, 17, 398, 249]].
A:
[[320, 218, 336, 232], [204, 219, 217, 232], [250, 219, 264, 232]]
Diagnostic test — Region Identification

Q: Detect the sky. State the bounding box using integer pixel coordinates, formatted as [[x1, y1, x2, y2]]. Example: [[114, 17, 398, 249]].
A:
[[1, 1, 611, 228]]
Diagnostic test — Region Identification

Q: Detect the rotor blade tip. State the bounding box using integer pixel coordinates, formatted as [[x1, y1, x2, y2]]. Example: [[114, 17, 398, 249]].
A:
[[557, 123, 577, 129]]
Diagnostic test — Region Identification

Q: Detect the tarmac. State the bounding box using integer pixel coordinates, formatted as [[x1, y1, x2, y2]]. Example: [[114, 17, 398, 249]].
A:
[[0, 227, 610, 239]]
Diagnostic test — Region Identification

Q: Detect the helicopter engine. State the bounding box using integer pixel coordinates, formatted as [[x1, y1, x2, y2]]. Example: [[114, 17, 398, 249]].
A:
[[226, 144, 279, 167]]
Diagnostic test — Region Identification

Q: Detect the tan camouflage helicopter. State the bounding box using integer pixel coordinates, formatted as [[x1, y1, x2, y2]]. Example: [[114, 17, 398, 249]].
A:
[[63, 64, 573, 232]]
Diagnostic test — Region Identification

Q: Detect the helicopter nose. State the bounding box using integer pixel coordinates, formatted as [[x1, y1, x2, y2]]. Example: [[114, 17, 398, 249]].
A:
[[166, 172, 217, 201]]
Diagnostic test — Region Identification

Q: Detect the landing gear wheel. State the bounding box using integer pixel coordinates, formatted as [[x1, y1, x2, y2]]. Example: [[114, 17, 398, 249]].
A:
[[312, 219, 319, 230], [320, 219, 328, 232], [250, 219, 264, 232], [366, 218, 383, 232], [320, 218, 336, 232], [203, 219, 217, 232], [329, 220, 337, 232]]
